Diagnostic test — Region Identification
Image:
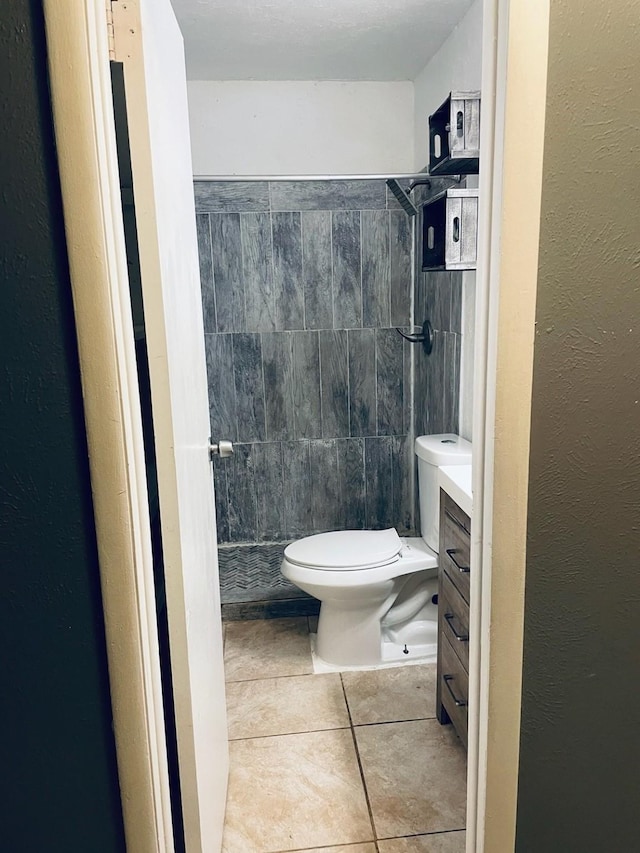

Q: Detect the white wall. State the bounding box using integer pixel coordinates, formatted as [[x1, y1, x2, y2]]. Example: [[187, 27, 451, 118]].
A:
[[187, 80, 414, 176], [413, 0, 483, 170]]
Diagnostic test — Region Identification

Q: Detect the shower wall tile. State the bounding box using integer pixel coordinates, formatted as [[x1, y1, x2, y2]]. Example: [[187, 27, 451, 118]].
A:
[[415, 271, 429, 330], [319, 329, 349, 438], [194, 180, 269, 212], [450, 271, 463, 334], [309, 439, 340, 532], [196, 214, 216, 333], [205, 333, 236, 440], [192, 177, 465, 555], [210, 213, 245, 333], [337, 438, 366, 530], [283, 440, 312, 538], [390, 210, 412, 327], [212, 456, 230, 543], [301, 211, 333, 330], [273, 212, 304, 330], [348, 328, 376, 438], [403, 333, 413, 436], [365, 437, 394, 530], [413, 332, 460, 438], [262, 332, 295, 441], [444, 331, 461, 432], [241, 213, 276, 332], [233, 333, 265, 442], [391, 435, 413, 535], [362, 210, 390, 328], [227, 444, 257, 542], [270, 179, 386, 211], [425, 329, 446, 436], [376, 328, 404, 436], [253, 442, 284, 541], [411, 171, 465, 454], [332, 211, 362, 328], [292, 332, 322, 439], [430, 271, 451, 332]]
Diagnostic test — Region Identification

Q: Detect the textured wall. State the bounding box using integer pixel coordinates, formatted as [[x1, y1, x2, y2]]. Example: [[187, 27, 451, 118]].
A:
[[195, 180, 415, 564], [516, 1, 640, 850], [0, 2, 125, 849]]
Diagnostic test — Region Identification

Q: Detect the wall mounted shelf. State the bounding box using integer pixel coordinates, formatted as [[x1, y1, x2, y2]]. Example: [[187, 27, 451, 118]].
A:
[[429, 91, 481, 176], [422, 188, 478, 271]]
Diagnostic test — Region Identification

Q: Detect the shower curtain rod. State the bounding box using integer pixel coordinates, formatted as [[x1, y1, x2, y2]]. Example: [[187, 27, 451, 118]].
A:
[[193, 172, 429, 182]]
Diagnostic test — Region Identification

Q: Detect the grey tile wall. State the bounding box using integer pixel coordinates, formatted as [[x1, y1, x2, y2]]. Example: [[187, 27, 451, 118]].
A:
[[195, 178, 464, 603], [413, 178, 463, 440], [212, 436, 414, 544], [196, 179, 416, 552]]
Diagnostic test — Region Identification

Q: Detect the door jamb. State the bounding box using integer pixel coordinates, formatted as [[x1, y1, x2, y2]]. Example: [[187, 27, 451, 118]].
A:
[[470, 1, 551, 850], [43, 3, 174, 850]]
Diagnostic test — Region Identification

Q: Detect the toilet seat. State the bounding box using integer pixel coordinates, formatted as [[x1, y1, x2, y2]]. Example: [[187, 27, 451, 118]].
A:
[[284, 528, 402, 571]]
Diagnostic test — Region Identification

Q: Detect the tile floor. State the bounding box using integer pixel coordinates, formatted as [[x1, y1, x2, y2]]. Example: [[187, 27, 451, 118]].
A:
[[222, 616, 467, 853]]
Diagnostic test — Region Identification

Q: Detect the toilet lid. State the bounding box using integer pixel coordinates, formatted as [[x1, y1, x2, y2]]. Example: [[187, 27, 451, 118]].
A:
[[284, 528, 402, 571]]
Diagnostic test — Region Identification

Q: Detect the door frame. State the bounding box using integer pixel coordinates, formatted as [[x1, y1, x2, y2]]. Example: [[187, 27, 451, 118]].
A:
[[43, 2, 174, 850], [469, 0, 550, 850], [43, 0, 552, 850]]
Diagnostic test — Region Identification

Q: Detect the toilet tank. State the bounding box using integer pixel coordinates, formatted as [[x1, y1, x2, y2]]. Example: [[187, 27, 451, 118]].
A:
[[415, 434, 472, 552]]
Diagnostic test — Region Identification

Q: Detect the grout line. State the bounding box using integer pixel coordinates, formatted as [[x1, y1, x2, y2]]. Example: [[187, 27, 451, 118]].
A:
[[351, 715, 437, 728], [271, 841, 379, 853], [228, 724, 351, 744], [340, 673, 380, 845], [224, 670, 323, 685]]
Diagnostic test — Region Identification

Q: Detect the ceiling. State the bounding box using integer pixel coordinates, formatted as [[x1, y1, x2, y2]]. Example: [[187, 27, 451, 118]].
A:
[[170, 0, 475, 81]]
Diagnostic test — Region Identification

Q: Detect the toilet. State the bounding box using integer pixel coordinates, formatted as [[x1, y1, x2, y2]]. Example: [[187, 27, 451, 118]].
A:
[[281, 433, 472, 667]]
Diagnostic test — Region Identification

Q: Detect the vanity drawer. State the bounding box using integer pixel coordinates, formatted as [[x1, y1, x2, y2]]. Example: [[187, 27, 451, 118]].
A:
[[440, 634, 469, 748], [439, 571, 470, 671], [440, 491, 471, 602]]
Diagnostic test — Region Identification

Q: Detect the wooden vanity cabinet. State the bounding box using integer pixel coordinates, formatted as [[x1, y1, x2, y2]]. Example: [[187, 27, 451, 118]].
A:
[[437, 489, 471, 748]]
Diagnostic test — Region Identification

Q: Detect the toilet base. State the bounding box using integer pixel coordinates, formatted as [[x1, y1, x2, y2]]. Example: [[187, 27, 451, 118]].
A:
[[310, 618, 438, 674]]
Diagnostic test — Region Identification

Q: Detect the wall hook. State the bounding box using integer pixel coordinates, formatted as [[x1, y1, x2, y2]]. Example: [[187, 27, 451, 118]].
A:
[[396, 319, 434, 355]]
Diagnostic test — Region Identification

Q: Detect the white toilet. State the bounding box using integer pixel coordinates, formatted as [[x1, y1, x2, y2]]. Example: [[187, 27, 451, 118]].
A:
[[281, 433, 472, 668]]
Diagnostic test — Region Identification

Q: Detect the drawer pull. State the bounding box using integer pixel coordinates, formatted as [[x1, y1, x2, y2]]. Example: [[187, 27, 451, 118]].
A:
[[445, 507, 470, 536], [444, 612, 469, 642], [444, 674, 468, 707], [446, 548, 470, 573]]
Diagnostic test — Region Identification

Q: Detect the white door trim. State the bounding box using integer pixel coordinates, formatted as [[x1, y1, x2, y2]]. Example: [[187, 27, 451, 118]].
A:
[[42, 3, 173, 850], [470, 1, 551, 850]]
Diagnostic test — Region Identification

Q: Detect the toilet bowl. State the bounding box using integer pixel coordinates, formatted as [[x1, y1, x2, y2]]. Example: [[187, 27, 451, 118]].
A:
[[281, 433, 472, 668]]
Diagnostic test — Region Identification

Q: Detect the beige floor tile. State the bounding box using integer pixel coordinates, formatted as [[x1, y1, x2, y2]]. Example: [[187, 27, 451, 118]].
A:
[[342, 664, 437, 725], [226, 673, 349, 739], [224, 617, 313, 682], [355, 719, 466, 838], [222, 729, 374, 852], [378, 831, 466, 852]]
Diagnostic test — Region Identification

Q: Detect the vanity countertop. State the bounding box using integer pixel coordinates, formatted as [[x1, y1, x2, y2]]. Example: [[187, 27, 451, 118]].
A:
[[438, 464, 472, 517]]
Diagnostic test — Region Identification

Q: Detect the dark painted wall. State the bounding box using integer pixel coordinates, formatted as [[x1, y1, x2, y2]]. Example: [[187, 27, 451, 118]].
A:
[[195, 180, 416, 571], [516, 1, 640, 850], [0, 2, 125, 850]]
